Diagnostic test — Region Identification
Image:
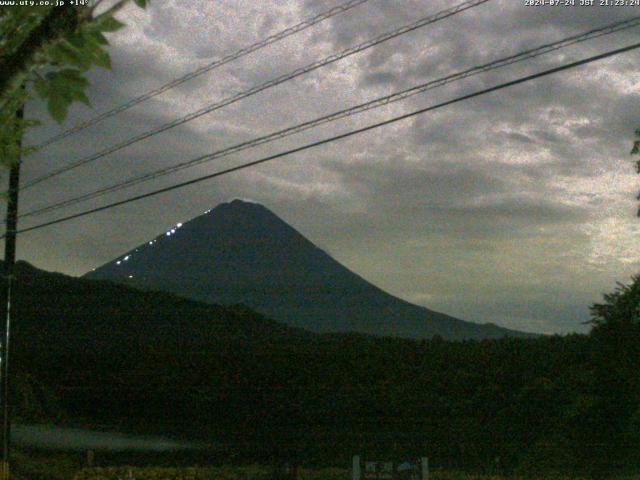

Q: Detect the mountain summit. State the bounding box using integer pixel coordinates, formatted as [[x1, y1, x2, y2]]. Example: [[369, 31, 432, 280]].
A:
[[84, 199, 531, 340]]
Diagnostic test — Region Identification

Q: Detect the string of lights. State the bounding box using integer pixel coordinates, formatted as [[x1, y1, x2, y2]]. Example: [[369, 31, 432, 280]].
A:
[[22, 0, 492, 191], [34, 0, 373, 150], [19, 15, 640, 220], [11, 41, 640, 238]]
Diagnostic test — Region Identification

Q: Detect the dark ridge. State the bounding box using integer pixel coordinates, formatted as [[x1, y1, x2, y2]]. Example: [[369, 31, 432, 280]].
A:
[[84, 199, 535, 340]]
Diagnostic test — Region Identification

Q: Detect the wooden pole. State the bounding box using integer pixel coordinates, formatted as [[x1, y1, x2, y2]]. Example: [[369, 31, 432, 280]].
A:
[[420, 457, 428, 480], [352, 455, 361, 480], [0, 104, 23, 480]]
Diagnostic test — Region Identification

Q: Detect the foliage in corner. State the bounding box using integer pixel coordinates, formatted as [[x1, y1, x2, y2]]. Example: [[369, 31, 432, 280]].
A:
[[0, 0, 149, 167], [583, 275, 640, 476], [590, 274, 640, 331], [631, 128, 640, 216]]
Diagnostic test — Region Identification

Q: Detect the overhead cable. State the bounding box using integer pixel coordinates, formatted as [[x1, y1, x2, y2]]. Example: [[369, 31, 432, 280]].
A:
[[34, 0, 373, 149], [12, 41, 640, 237], [22, 0, 492, 190], [20, 15, 640, 219]]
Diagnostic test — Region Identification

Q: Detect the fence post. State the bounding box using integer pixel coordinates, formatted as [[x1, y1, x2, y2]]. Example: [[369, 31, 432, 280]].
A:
[[352, 455, 361, 480], [420, 457, 428, 480], [86, 450, 94, 467]]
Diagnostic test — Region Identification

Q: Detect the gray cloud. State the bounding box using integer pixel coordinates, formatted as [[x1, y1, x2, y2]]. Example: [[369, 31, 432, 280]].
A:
[[15, 0, 640, 334]]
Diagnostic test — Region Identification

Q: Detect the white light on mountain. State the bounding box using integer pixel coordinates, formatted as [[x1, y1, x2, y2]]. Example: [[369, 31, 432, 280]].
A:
[[124, 255, 130, 261], [177, 223, 182, 228], [149, 242, 153, 245], [128, 275, 133, 279], [166, 232, 171, 236], [116, 261, 121, 265], [171, 229, 176, 234]]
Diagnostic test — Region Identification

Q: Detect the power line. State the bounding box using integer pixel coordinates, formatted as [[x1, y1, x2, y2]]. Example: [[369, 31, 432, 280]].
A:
[[19, 15, 640, 220], [10, 41, 640, 238], [22, 0, 492, 190], [34, 0, 373, 150]]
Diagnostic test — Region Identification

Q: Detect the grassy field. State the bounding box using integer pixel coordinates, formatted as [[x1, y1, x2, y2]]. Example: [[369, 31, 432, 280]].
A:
[[16, 453, 637, 480], [70, 466, 595, 480]]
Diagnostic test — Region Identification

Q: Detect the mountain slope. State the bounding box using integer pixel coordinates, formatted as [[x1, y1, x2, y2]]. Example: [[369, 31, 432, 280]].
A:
[[7, 260, 312, 358], [1, 261, 588, 471], [84, 199, 532, 340], [1, 260, 320, 435]]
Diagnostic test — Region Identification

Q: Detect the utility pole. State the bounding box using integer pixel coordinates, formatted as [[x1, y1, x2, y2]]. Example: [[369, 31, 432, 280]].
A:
[[1, 104, 23, 480]]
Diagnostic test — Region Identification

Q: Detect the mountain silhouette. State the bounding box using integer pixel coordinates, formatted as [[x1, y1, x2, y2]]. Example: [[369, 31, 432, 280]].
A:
[[84, 199, 532, 340]]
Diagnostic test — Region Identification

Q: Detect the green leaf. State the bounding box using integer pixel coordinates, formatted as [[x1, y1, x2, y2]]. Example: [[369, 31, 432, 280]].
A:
[[95, 15, 125, 33], [134, 0, 147, 8], [68, 29, 113, 70], [33, 77, 49, 98], [50, 41, 92, 70], [56, 69, 90, 89], [66, 31, 85, 51], [93, 47, 111, 69], [73, 90, 91, 107], [91, 30, 109, 45], [48, 94, 68, 123], [35, 69, 91, 123], [84, 27, 110, 46]]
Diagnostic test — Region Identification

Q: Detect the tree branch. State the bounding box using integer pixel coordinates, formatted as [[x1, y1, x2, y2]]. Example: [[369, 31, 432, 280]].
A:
[[0, 7, 79, 95]]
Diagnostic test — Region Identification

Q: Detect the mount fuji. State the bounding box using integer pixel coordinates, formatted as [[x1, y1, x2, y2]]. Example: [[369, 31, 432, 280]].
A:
[[84, 199, 532, 340]]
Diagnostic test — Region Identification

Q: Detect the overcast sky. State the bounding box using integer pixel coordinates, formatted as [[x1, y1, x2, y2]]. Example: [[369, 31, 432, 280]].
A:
[[11, 0, 640, 334]]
